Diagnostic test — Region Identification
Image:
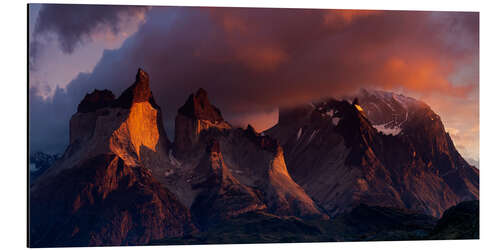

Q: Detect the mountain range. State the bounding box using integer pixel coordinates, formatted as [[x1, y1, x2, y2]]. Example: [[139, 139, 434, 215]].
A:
[[28, 69, 479, 247]]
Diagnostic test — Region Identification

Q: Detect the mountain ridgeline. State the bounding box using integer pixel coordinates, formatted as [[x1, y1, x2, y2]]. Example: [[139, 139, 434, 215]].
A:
[[29, 69, 479, 247], [266, 90, 478, 217]]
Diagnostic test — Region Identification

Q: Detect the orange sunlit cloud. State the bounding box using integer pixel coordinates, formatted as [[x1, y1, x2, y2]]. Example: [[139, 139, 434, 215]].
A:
[[323, 9, 381, 26], [30, 7, 479, 161], [376, 57, 473, 97]]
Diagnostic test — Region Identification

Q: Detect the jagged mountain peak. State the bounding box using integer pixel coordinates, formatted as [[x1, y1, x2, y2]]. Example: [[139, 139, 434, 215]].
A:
[[31, 64, 478, 245], [195, 87, 209, 101], [178, 88, 224, 122], [136, 67, 149, 83], [36, 67, 171, 183], [266, 91, 478, 217], [115, 68, 153, 108], [357, 89, 425, 113], [75, 68, 155, 113], [174, 89, 231, 156], [357, 88, 428, 115], [354, 89, 428, 136]]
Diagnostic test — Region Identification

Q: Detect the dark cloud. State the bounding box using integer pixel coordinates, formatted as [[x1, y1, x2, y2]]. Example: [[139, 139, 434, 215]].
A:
[[28, 6, 479, 155], [29, 84, 77, 154], [28, 40, 41, 71], [29, 4, 149, 68]]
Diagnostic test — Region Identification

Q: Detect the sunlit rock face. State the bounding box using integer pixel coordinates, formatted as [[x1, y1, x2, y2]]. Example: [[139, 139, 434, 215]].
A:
[[31, 71, 325, 247], [266, 93, 478, 217], [30, 69, 195, 247], [265, 146, 323, 217], [110, 69, 160, 161], [110, 102, 160, 164], [34, 68, 172, 183], [266, 99, 403, 216], [229, 126, 323, 218], [164, 91, 325, 223]]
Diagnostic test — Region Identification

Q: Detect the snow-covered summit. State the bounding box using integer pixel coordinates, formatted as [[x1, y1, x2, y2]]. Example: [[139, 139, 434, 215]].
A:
[[355, 89, 426, 136]]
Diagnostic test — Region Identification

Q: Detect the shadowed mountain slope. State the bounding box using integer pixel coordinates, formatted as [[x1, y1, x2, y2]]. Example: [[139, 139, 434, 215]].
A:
[[266, 91, 478, 217]]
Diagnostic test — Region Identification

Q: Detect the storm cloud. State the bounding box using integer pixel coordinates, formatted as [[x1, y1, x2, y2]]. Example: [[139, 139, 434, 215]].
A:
[[28, 6, 479, 159], [29, 4, 149, 68]]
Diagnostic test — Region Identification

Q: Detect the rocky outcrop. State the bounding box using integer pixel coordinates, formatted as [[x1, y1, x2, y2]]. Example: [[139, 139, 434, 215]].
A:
[[35, 68, 172, 184], [178, 88, 225, 122], [30, 71, 326, 247], [164, 91, 324, 221], [216, 127, 324, 218], [114, 68, 153, 108], [174, 88, 231, 157], [266, 92, 479, 217], [267, 100, 402, 215]]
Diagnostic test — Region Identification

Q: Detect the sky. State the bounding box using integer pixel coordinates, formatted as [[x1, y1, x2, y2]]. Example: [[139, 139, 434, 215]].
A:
[[28, 4, 479, 164]]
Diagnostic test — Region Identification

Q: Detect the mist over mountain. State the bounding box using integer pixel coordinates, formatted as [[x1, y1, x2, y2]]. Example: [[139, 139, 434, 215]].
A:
[[28, 7, 479, 163], [266, 89, 478, 217]]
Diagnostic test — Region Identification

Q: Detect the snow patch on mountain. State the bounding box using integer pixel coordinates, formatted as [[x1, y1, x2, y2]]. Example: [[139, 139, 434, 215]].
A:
[[373, 123, 402, 136]]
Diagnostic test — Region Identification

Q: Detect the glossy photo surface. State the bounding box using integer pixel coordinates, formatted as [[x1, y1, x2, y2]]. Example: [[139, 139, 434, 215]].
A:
[[28, 4, 479, 247]]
